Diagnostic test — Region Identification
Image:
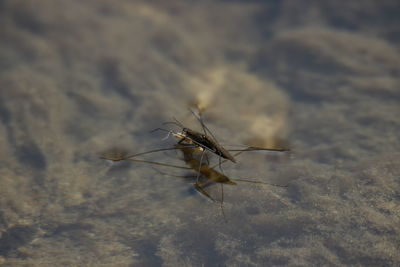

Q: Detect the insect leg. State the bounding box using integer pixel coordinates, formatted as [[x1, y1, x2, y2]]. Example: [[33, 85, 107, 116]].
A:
[[218, 155, 224, 174], [195, 149, 206, 185], [189, 108, 207, 135]]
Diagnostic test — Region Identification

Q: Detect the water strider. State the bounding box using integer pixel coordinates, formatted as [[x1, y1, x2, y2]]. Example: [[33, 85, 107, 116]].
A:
[[106, 109, 289, 168], [152, 109, 289, 179], [151, 119, 237, 163], [101, 109, 290, 220]]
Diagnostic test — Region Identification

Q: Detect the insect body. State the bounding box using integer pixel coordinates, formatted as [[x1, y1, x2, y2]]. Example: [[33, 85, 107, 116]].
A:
[[179, 127, 236, 163]]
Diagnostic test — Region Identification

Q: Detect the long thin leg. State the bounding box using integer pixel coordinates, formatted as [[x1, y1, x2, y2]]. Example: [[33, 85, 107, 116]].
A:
[[189, 108, 208, 136], [189, 108, 221, 145], [100, 147, 178, 162], [125, 159, 192, 169], [104, 147, 186, 161], [218, 155, 224, 174], [195, 149, 206, 185], [210, 147, 290, 169]]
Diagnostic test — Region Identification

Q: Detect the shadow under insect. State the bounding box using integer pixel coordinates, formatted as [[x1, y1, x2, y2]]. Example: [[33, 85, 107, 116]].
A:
[[101, 142, 288, 222]]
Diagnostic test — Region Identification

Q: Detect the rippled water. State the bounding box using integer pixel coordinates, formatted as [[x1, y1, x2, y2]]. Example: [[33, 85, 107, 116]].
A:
[[0, 1, 399, 266]]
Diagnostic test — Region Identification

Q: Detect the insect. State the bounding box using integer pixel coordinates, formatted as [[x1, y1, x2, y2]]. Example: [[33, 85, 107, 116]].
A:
[[151, 110, 236, 164], [155, 109, 289, 159], [151, 109, 289, 186]]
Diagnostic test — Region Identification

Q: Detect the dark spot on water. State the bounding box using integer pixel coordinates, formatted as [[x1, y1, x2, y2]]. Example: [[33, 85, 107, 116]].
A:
[[250, 40, 352, 103], [357, 116, 375, 127], [105, 161, 132, 175], [12, 6, 45, 35], [29, 104, 48, 121], [263, 255, 290, 266], [0, 225, 37, 257], [0, 105, 11, 124], [100, 59, 137, 103], [97, 4, 121, 17], [253, 0, 283, 37], [121, 239, 162, 267], [15, 142, 47, 171], [0, 211, 6, 228], [245, 206, 260, 215], [50, 223, 94, 237], [33, 175, 45, 187], [176, 226, 228, 266], [324, 239, 394, 266], [285, 183, 303, 203], [0, 1, 6, 11], [66, 91, 100, 119], [151, 32, 187, 67]]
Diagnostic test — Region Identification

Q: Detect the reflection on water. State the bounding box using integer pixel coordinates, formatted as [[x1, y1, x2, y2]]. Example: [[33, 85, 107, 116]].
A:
[[0, 0, 399, 266]]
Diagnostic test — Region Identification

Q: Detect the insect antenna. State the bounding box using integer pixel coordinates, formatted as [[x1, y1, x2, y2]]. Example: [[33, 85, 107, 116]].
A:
[[173, 116, 184, 128], [162, 116, 185, 128], [149, 127, 172, 134], [150, 127, 184, 141]]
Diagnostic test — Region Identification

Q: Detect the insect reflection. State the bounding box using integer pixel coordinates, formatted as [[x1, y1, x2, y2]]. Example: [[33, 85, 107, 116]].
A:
[[101, 144, 288, 221]]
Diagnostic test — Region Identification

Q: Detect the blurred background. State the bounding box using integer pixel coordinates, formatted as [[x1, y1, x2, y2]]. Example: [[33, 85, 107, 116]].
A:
[[0, 0, 399, 266]]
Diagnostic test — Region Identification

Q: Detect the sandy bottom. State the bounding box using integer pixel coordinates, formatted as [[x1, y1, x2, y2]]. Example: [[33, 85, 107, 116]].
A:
[[0, 0, 399, 266]]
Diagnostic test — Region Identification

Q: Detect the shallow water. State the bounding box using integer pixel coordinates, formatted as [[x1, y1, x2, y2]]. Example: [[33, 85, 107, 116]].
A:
[[0, 1, 399, 266]]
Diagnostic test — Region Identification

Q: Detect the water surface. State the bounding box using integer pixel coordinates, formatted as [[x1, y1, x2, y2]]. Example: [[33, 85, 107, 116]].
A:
[[0, 1, 399, 266]]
